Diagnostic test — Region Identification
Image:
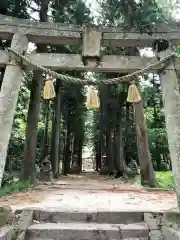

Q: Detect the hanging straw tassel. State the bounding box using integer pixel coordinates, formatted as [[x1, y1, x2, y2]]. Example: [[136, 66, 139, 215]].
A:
[[85, 86, 100, 109], [43, 77, 56, 100], [127, 83, 141, 103]]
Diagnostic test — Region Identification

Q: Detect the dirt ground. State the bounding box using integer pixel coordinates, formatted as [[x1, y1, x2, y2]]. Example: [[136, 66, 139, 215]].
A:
[[0, 172, 177, 212]]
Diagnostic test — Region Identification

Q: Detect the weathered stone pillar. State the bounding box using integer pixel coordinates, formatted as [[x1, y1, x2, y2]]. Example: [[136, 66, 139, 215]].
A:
[[0, 32, 28, 187], [158, 47, 180, 208], [82, 26, 102, 66]]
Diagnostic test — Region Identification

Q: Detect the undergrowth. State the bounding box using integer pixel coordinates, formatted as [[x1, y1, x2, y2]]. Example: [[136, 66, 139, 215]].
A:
[[0, 181, 34, 197], [156, 171, 174, 190], [132, 171, 174, 190]]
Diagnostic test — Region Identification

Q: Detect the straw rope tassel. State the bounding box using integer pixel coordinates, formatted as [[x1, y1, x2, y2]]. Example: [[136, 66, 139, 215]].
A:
[[85, 86, 100, 109], [43, 79, 56, 100], [127, 83, 141, 103]]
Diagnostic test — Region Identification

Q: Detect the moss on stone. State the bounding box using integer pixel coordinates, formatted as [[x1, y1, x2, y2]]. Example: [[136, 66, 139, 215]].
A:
[[0, 205, 12, 227]]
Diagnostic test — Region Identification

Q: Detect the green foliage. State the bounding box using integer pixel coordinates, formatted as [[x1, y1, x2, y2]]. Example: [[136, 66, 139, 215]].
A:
[[0, 181, 33, 197], [0, 0, 28, 18], [6, 75, 31, 172], [3, 0, 93, 178], [50, 1, 93, 166], [156, 171, 174, 190], [84, 109, 97, 147], [92, 0, 172, 176], [97, 0, 167, 31], [0, 0, 174, 186], [121, 171, 174, 190], [51, 0, 93, 24]]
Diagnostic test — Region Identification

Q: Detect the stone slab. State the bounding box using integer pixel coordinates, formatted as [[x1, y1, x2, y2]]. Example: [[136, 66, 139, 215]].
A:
[[27, 239, 149, 240], [144, 212, 163, 230], [12, 210, 33, 240], [0, 205, 12, 227], [162, 226, 180, 240], [26, 222, 149, 239], [120, 223, 149, 238], [163, 210, 180, 228], [33, 210, 144, 224], [0, 226, 13, 240], [149, 230, 164, 240], [1, 14, 180, 47], [97, 211, 144, 224]]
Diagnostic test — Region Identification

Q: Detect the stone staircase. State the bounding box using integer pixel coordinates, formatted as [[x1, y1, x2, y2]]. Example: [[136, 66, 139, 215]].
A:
[[25, 210, 150, 240]]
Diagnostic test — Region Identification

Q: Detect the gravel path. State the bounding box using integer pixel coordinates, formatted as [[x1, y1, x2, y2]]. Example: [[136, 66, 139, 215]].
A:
[[0, 172, 177, 212]]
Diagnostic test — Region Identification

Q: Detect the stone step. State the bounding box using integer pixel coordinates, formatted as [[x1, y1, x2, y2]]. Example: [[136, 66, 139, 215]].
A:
[[33, 210, 144, 224], [162, 226, 180, 240], [27, 238, 149, 240], [26, 222, 149, 240], [0, 226, 13, 239]]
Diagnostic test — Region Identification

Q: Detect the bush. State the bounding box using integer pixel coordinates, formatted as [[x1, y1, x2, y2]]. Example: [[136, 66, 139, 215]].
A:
[[156, 171, 174, 190], [0, 181, 34, 197]]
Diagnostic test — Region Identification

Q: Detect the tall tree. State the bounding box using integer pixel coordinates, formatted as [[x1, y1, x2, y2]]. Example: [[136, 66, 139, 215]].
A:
[[94, 0, 167, 186], [22, 0, 50, 183], [50, 0, 92, 174]]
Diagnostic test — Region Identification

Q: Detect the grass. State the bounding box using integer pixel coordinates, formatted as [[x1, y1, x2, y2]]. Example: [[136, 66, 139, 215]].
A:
[[0, 181, 34, 197], [156, 171, 174, 190], [132, 171, 174, 190]]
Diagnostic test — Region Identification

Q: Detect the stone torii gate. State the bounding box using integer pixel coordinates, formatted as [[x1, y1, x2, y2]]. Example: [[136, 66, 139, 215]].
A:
[[0, 14, 180, 206]]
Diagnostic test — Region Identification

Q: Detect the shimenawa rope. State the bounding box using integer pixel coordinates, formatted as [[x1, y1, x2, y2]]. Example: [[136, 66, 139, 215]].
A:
[[6, 47, 175, 86]]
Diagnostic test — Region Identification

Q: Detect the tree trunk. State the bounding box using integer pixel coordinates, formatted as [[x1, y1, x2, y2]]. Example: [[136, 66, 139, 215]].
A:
[[22, 70, 43, 182], [50, 80, 61, 178], [99, 85, 109, 174], [61, 128, 66, 175], [95, 133, 101, 171], [124, 91, 132, 164], [115, 122, 127, 175], [71, 132, 81, 173], [40, 100, 50, 161], [78, 138, 83, 172], [114, 102, 127, 177], [0, 32, 28, 187], [124, 45, 156, 187], [121, 0, 156, 186], [22, 0, 49, 183], [106, 85, 115, 174], [133, 85, 156, 187], [94, 109, 101, 171], [63, 109, 71, 175], [0, 68, 5, 90], [106, 126, 114, 174]]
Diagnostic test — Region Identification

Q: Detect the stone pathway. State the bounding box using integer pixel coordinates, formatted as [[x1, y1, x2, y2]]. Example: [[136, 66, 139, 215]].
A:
[[0, 172, 177, 212]]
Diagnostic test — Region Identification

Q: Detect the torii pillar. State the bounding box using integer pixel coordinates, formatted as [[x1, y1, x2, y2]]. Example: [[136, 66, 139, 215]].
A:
[[158, 46, 180, 208], [0, 32, 29, 187]]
